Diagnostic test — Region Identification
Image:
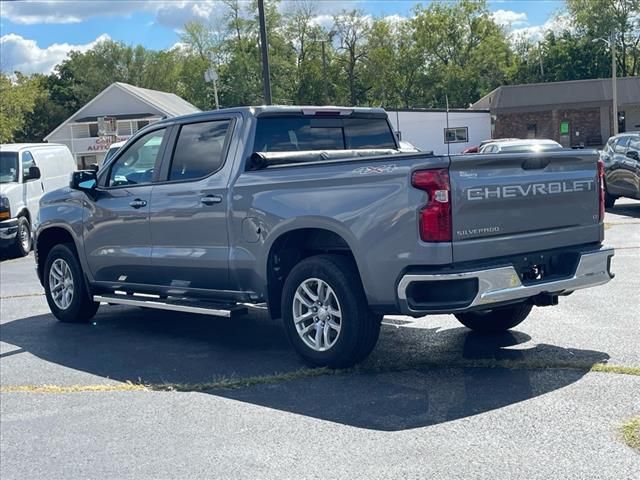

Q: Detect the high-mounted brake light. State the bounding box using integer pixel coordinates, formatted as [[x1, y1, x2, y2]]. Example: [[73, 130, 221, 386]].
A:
[[301, 108, 353, 117], [412, 169, 452, 242], [597, 159, 605, 221]]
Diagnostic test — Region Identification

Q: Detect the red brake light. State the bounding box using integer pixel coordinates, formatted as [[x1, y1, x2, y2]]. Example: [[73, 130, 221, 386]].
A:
[[597, 159, 605, 221], [412, 169, 452, 242]]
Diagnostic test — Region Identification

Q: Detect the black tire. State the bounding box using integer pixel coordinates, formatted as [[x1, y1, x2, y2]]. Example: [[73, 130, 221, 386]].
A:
[[281, 254, 381, 368], [455, 303, 533, 333], [43, 243, 99, 323], [10, 216, 31, 257], [604, 191, 617, 208]]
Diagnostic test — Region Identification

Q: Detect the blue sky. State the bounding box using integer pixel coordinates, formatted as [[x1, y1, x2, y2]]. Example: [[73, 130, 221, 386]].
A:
[[1, 1, 566, 74]]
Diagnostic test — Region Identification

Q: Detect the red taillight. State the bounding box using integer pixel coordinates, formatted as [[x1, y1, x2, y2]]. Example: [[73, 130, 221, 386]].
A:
[[412, 169, 452, 242], [597, 159, 605, 221]]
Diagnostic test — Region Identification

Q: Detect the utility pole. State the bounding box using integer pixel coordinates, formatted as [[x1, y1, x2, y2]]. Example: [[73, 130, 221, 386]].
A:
[[611, 30, 618, 135], [321, 40, 328, 104], [258, 0, 272, 105]]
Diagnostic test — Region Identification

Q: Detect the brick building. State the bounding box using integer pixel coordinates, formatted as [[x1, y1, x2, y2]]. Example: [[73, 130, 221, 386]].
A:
[[470, 77, 640, 148]]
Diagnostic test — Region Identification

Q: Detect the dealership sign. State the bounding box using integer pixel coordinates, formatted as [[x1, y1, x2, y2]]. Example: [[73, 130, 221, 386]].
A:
[[74, 136, 130, 154]]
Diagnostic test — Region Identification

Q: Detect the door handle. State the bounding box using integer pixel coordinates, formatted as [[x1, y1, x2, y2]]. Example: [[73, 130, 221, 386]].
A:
[[201, 195, 222, 205], [129, 199, 147, 209]]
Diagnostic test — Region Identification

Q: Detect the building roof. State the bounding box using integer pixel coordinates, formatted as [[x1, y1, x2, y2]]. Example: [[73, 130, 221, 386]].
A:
[[115, 82, 200, 118], [45, 82, 200, 141], [471, 77, 640, 112]]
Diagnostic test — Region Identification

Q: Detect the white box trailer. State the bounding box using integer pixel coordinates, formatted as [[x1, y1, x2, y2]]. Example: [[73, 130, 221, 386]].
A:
[[387, 109, 491, 155]]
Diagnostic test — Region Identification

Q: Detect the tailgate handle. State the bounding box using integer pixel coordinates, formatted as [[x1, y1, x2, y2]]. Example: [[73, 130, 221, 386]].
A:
[[521, 158, 551, 170]]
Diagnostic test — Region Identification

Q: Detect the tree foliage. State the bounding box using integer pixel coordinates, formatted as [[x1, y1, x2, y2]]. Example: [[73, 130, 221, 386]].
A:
[[3, 0, 637, 142]]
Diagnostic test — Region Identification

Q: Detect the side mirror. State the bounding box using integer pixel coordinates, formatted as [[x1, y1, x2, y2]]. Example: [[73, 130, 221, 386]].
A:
[[70, 170, 97, 191], [25, 166, 41, 181], [626, 150, 639, 161]]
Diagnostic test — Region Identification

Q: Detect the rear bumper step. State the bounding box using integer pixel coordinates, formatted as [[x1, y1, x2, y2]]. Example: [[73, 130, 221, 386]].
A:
[[93, 294, 247, 319], [397, 247, 614, 314]]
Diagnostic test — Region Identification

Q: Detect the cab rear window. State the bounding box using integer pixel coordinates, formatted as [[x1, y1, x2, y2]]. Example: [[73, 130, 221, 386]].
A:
[[253, 116, 397, 152]]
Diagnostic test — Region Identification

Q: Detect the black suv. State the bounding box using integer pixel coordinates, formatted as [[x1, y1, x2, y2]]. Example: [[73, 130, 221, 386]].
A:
[[600, 132, 640, 207]]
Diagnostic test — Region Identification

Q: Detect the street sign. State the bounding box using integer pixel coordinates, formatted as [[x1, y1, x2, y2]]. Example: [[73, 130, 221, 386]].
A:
[[204, 68, 218, 83]]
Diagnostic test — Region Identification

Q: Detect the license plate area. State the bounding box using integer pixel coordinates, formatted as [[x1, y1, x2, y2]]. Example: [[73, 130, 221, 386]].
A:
[[512, 251, 580, 285]]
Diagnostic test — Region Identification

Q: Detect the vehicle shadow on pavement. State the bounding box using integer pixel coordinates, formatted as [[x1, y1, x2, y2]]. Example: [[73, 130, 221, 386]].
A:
[[1, 307, 609, 431], [607, 202, 640, 219]]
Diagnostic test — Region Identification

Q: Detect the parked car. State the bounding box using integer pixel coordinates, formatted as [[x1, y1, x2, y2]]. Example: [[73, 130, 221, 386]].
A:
[[35, 106, 613, 368], [462, 138, 519, 154], [600, 132, 640, 207], [100, 140, 126, 167], [479, 139, 563, 154], [1, 144, 76, 256], [398, 140, 421, 152]]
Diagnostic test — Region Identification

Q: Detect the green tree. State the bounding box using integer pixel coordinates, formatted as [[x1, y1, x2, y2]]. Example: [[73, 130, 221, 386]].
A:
[[566, 0, 640, 76], [0, 73, 43, 143], [333, 9, 370, 106], [412, 0, 515, 107]]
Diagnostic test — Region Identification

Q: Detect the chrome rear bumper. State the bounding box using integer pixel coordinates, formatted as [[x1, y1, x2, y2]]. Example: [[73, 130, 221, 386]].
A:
[[397, 247, 614, 314]]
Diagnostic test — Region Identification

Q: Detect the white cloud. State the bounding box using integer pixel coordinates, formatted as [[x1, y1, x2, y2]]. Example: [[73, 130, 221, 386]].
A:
[[0, 0, 226, 29], [0, 1, 144, 24], [491, 9, 528, 28], [0, 33, 110, 74], [512, 13, 572, 42]]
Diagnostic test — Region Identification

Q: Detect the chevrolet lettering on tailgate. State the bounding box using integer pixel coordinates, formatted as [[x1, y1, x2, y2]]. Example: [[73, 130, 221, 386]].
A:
[[466, 180, 595, 201]]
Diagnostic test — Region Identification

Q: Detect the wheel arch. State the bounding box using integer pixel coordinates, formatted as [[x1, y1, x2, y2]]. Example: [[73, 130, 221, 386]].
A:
[[35, 225, 81, 286], [264, 224, 366, 319]]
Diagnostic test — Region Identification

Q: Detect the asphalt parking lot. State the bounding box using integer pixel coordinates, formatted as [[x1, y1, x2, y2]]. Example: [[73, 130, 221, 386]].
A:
[[1, 200, 639, 479]]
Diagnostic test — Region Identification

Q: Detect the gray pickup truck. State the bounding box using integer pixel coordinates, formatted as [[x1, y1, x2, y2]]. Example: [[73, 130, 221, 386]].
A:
[[35, 106, 614, 367]]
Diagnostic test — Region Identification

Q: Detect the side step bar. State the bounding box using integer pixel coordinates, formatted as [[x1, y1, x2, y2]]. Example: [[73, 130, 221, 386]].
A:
[[93, 294, 248, 319]]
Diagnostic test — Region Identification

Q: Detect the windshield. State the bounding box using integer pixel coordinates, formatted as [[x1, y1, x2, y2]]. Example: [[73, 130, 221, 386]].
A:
[[0, 152, 19, 183]]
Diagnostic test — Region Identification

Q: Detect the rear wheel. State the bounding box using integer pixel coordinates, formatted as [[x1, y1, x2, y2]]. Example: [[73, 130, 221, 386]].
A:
[[281, 255, 381, 368], [455, 303, 533, 333], [44, 244, 99, 323]]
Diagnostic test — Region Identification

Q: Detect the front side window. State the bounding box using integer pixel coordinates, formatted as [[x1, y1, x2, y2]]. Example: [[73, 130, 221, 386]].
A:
[[108, 129, 166, 187], [0, 152, 19, 183], [628, 137, 640, 154], [22, 151, 36, 181], [168, 120, 231, 181]]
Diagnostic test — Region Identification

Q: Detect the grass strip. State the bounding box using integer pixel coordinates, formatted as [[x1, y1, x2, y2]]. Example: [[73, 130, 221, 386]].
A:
[[1, 360, 638, 395], [621, 416, 640, 452]]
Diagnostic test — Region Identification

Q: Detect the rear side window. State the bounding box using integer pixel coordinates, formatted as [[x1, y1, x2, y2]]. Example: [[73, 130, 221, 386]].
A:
[[169, 120, 231, 181], [253, 116, 396, 152]]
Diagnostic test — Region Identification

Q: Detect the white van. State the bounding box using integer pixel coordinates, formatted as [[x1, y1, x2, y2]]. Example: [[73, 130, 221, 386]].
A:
[[0, 144, 76, 256]]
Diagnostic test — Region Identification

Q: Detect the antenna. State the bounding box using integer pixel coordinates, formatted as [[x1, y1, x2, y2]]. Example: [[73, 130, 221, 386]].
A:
[[445, 94, 450, 157]]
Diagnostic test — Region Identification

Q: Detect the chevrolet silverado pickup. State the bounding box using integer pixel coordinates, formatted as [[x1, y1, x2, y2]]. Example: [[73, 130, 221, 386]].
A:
[[34, 106, 614, 368]]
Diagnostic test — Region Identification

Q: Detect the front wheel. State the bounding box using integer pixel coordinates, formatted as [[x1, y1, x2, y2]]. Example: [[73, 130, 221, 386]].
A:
[[604, 190, 617, 208], [44, 243, 99, 323], [11, 216, 32, 257], [455, 303, 533, 333], [281, 255, 381, 368]]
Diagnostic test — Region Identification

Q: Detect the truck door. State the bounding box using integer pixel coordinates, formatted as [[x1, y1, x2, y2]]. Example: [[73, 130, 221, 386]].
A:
[[83, 127, 168, 283], [148, 117, 236, 291]]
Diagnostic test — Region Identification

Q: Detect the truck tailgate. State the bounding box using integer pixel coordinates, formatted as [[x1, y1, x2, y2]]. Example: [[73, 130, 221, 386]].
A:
[[449, 151, 602, 262]]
